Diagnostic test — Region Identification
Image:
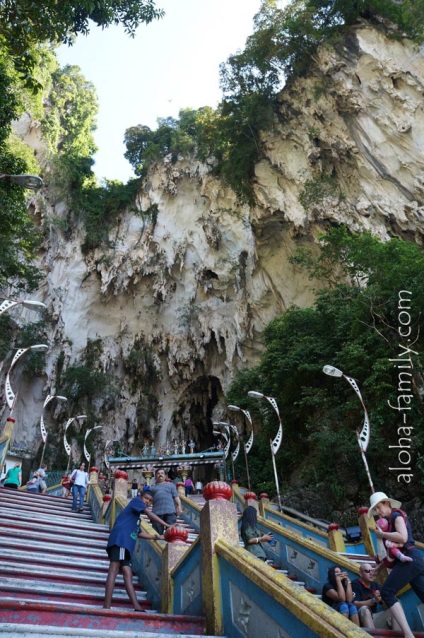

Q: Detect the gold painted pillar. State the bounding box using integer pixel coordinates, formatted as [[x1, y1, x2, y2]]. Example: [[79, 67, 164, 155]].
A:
[[259, 492, 270, 516], [358, 506, 376, 558], [161, 542, 188, 613], [327, 523, 346, 553], [201, 481, 239, 636], [114, 470, 129, 500]]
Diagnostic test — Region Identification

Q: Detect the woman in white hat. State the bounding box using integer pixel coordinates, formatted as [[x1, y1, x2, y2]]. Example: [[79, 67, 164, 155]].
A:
[[368, 491, 424, 638]]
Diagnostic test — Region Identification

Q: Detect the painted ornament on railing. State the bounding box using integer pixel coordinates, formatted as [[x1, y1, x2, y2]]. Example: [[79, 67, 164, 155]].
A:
[[203, 481, 233, 502], [244, 491, 257, 501], [164, 525, 189, 543], [327, 523, 340, 532], [89, 466, 99, 473], [114, 470, 128, 480]]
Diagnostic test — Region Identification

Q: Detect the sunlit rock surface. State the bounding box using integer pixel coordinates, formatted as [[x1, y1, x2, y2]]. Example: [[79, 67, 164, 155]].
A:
[[5, 23, 424, 460]]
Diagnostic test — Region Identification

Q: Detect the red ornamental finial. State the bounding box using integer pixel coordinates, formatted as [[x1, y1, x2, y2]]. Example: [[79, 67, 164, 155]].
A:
[[114, 470, 128, 480], [259, 493, 269, 500], [203, 481, 233, 502], [244, 491, 257, 501], [103, 494, 112, 503], [328, 523, 340, 532], [164, 525, 189, 543], [89, 466, 99, 473], [6, 417, 16, 422], [358, 506, 369, 516]]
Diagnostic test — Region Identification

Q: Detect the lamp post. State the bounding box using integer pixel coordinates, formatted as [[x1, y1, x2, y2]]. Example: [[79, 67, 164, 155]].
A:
[[0, 299, 46, 374], [227, 404, 253, 490], [84, 425, 102, 468], [212, 427, 229, 482], [4, 344, 49, 413], [39, 394, 67, 467], [247, 390, 283, 511], [213, 421, 240, 481], [0, 298, 46, 317], [64, 415, 87, 474], [0, 173, 44, 190], [323, 365, 374, 493]]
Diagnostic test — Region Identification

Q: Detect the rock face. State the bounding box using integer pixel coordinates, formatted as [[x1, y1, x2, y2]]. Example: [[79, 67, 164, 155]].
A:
[[4, 22, 424, 464]]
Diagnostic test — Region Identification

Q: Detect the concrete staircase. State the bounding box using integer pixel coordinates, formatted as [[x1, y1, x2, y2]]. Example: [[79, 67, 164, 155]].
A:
[[0, 486, 214, 637]]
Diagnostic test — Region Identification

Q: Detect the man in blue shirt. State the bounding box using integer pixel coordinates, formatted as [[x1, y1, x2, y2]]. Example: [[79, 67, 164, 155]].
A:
[[103, 489, 168, 611]]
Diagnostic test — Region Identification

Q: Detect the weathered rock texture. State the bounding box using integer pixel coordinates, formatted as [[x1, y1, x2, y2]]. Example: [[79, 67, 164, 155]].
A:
[[3, 22, 424, 465]]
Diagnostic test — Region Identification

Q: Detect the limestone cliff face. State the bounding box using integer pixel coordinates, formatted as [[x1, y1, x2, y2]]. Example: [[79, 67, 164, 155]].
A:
[[5, 23, 424, 463]]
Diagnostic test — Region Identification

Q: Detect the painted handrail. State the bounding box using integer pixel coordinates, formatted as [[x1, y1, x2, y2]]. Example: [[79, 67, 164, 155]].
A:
[[217, 539, 366, 638]]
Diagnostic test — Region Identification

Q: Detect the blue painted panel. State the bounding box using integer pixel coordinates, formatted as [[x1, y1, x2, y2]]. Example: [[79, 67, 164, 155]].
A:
[[264, 508, 330, 549], [219, 556, 321, 638], [172, 540, 202, 616], [132, 538, 162, 610], [180, 499, 201, 532]]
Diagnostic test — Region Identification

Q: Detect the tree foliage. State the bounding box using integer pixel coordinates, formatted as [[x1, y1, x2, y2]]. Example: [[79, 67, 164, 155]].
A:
[[124, 0, 424, 204], [0, 50, 42, 291], [227, 228, 424, 505], [0, 0, 164, 86]]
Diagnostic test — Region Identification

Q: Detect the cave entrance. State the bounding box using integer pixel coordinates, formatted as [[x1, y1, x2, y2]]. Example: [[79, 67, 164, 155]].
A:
[[171, 374, 224, 483]]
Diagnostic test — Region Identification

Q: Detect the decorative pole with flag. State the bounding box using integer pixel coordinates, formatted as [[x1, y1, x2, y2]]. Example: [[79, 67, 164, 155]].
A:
[[84, 426, 102, 468], [64, 415, 87, 474], [5, 344, 49, 414], [323, 365, 375, 493], [247, 391, 283, 511], [227, 405, 254, 489]]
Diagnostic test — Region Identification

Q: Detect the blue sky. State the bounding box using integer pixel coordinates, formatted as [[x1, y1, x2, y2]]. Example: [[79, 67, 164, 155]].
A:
[[57, 0, 261, 183]]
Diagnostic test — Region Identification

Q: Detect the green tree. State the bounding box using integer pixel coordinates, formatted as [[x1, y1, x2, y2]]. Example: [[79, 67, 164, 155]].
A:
[[0, 1, 164, 86], [227, 229, 424, 505]]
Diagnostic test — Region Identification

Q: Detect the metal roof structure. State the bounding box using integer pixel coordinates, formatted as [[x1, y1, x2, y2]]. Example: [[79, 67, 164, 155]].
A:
[[108, 449, 225, 472]]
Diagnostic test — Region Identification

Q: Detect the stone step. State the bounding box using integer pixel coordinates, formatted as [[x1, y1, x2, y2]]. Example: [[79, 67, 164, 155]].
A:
[[0, 511, 109, 540], [0, 600, 207, 635], [1, 501, 92, 529], [0, 504, 108, 531], [0, 547, 110, 572], [0, 535, 107, 558], [0, 577, 146, 601], [0, 560, 130, 587], [0, 625, 221, 638], [0, 525, 107, 549]]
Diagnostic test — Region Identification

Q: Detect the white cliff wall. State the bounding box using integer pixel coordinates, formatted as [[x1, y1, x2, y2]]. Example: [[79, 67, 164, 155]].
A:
[[5, 23, 424, 461]]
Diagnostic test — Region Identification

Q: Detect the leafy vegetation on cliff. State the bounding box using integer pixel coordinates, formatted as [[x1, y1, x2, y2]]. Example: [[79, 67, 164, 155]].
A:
[[124, 0, 424, 203], [0, 0, 164, 88], [0, 2, 164, 289], [227, 228, 424, 505]]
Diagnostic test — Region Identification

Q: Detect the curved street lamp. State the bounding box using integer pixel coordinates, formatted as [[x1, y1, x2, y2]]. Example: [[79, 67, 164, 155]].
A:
[[212, 428, 229, 481], [5, 344, 49, 413], [323, 365, 374, 492], [64, 415, 87, 474], [227, 404, 254, 489], [39, 394, 67, 467], [0, 299, 46, 373], [84, 425, 102, 468], [0, 173, 44, 190], [248, 390, 283, 510], [0, 298, 46, 317], [213, 421, 240, 481]]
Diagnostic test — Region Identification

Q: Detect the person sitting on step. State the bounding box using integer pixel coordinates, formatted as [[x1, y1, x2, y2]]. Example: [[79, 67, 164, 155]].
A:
[[240, 505, 273, 561], [322, 565, 360, 626]]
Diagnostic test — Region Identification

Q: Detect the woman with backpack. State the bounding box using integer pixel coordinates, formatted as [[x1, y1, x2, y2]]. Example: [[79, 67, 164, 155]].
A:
[[368, 491, 424, 638]]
